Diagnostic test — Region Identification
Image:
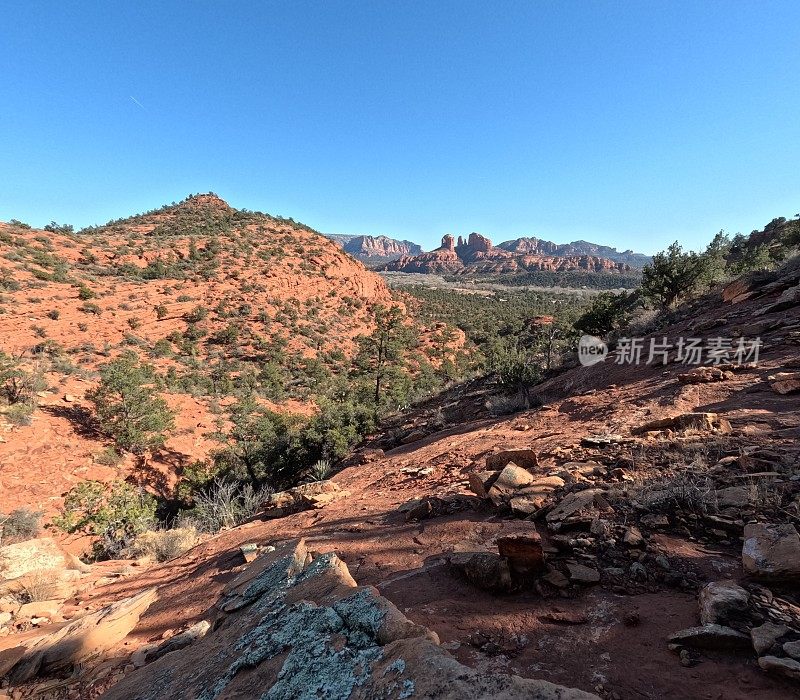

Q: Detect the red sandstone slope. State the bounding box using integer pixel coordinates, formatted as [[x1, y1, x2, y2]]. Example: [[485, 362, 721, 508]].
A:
[[4, 263, 800, 698], [0, 195, 399, 518]]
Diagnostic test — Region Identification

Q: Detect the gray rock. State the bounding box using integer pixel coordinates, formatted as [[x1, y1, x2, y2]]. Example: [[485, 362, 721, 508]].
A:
[[742, 523, 800, 580], [103, 539, 599, 700], [750, 622, 789, 655], [698, 580, 750, 626], [758, 655, 800, 681], [668, 624, 751, 650], [566, 562, 600, 584], [783, 640, 800, 660]]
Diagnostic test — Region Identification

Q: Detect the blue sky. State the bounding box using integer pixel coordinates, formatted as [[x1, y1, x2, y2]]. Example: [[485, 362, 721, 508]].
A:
[[2, 1, 798, 254]]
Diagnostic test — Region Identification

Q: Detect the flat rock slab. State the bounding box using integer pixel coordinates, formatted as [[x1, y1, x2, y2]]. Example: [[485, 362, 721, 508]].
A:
[[759, 655, 800, 681], [7, 587, 157, 683], [669, 624, 751, 651]]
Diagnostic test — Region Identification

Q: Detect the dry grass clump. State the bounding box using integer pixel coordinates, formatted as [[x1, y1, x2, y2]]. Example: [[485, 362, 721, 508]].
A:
[[123, 527, 200, 563], [15, 569, 59, 603], [628, 472, 717, 514]]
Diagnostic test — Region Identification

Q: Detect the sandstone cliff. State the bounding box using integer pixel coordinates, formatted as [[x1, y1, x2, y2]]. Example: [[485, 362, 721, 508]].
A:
[[385, 233, 633, 275]]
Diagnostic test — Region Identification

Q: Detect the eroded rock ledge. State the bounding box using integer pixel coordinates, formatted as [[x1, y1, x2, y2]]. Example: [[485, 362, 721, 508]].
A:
[[102, 539, 597, 700]]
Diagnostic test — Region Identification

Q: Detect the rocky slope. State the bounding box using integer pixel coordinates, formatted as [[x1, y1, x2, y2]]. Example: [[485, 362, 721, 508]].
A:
[[3, 259, 800, 698], [385, 233, 633, 276]]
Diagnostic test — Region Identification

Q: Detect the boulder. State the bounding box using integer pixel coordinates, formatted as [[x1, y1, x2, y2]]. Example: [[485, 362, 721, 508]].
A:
[[487, 464, 536, 504], [751, 622, 789, 655], [262, 480, 349, 517], [104, 540, 597, 700], [716, 486, 754, 509], [467, 470, 501, 499], [632, 412, 731, 436], [698, 581, 749, 626], [496, 534, 545, 575], [668, 624, 751, 651], [6, 587, 158, 683], [783, 640, 800, 660], [758, 655, 800, 681], [486, 449, 539, 471], [0, 538, 88, 581], [742, 523, 800, 580], [449, 552, 514, 593], [16, 599, 63, 621]]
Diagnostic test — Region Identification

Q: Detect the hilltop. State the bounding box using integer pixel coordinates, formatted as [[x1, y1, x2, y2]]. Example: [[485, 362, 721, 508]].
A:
[[0, 194, 463, 521]]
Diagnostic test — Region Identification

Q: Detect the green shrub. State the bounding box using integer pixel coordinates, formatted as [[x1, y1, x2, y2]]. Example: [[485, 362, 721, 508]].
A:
[[151, 338, 173, 358], [87, 352, 175, 454], [80, 302, 102, 315], [46, 309, 60, 320], [0, 508, 42, 544], [183, 305, 208, 323], [53, 480, 157, 560]]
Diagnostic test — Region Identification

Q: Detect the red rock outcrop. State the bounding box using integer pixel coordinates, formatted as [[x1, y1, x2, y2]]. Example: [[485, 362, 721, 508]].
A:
[[385, 232, 632, 275]]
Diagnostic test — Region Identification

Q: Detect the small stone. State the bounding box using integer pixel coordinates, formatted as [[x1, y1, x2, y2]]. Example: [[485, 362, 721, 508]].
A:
[[240, 543, 259, 563], [541, 566, 569, 588], [623, 527, 644, 547], [590, 518, 612, 538], [641, 514, 669, 529], [629, 562, 648, 581]]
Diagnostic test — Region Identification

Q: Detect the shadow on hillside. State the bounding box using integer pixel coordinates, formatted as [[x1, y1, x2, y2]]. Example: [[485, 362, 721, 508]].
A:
[[42, 404, 101, 439]]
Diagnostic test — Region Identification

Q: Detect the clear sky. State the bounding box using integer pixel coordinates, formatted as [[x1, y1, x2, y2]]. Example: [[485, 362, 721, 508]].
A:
[[2, 1, 798, 254]]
